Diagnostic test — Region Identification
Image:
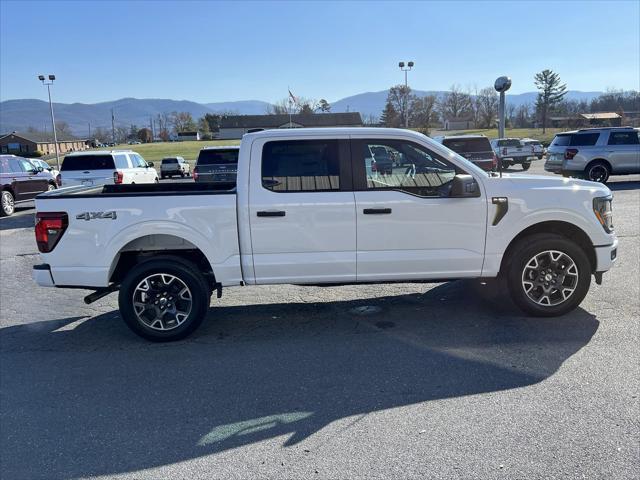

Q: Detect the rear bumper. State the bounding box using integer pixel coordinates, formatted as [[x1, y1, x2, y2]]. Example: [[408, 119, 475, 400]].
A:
[[32, 264, 55, 287], [501, 156, 535, 164], [595, 237, 618, 273]]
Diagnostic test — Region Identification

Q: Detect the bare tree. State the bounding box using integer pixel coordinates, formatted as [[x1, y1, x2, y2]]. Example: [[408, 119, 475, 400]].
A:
[[438, 85, 472, 121], [476, 87, 498, 128], [362, 114, 380, 126], [409, 95, 437, 133], [170, 111, 197, 133]]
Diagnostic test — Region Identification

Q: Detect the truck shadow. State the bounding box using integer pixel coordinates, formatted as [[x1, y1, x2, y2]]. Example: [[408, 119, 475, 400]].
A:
[[0, 281, 599, 479]]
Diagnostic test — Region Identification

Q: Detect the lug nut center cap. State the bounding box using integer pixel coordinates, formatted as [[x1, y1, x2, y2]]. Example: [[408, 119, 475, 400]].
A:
[[544, 273, 553, 281]]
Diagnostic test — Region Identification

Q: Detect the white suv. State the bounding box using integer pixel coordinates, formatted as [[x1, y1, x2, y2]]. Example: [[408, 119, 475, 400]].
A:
[[59, 150, 158, 187]]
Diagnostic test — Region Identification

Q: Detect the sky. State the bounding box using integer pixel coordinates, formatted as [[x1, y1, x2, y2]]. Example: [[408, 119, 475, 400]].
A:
[[1, 0, 639, 104]]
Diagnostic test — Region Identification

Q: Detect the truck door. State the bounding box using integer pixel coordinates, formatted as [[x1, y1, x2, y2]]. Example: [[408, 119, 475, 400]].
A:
[[351, 137, 487, 281], [607, 130, 640, 174], [248, 137, 356, 284]]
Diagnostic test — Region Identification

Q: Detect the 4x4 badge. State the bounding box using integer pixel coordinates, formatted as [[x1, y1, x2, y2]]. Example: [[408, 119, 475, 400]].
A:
[[76, 211, 117, 221]]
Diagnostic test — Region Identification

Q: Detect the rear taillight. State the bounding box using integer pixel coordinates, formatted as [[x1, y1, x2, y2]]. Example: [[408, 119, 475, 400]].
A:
[[193, 167, 199, 181], [565, 148, 578, 160], [113, 171, 124, 184], [492, 153, 498, 168], [56, 174, 62, 187], [35, 212, 68, 253]]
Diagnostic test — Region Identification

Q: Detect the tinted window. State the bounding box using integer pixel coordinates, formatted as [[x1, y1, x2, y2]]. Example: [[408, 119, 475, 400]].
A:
[[443, 137, 492, 154], [162, 158, 178, 164], [358, 139, 457, 197], [114, 154, 129, 169], [262, 140, 340, 192], [61, 154, 115, 171], [197, 149, 239, 166], [497, 139, 521, 147], [569, 133, 600, 146], [551, 134, 571, 147], [608, 131, 639, 145]]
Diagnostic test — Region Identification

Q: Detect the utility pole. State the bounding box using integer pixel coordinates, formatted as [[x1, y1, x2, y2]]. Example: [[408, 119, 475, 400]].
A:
[[37, 74, 60, 171], [398, 61, 414, 128], [111, 108, 116, 144], [88, 122, 91, 139]]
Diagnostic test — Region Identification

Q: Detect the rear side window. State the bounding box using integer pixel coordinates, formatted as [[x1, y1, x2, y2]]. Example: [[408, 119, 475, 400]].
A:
[[197, 149, 239, 166], [608, 131, 639, 145], [61, 154, 115, 171], [443, 138, 492, 154], [262, 140, 340, 192], [114, 154, 129, 169], [569, 133, 600, 146]]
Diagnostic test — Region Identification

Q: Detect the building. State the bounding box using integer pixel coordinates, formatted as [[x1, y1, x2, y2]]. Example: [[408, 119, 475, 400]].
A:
[[442, 117, 475, 131], [550, 112, 622, 128], [0, 131, 88, 156], [177, 131, 200, 141], [218, 113, 363, 140]]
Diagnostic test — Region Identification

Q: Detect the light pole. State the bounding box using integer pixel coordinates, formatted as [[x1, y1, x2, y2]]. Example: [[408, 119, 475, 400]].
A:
[[494, 76, 512, 139], [38, 74, 60, 171], [398, 61, 414, 128]]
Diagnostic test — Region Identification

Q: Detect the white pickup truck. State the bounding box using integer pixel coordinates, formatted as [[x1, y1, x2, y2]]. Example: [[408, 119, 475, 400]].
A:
[[32, 128, 617, 341]]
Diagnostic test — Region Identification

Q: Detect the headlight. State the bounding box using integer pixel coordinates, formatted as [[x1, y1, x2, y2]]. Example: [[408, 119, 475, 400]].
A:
[[593, 196, 614, 233]]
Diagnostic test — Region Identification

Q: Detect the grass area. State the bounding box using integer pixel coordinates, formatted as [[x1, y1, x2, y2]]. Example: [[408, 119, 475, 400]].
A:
[[430, 128, 566, 145], [95, 139, 240, 164]]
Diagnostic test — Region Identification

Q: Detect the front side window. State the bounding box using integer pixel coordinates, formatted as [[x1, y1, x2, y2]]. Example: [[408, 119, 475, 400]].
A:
[[262, 140, 340, 192], [608, 131, 639, 145], [356, 139, 458, 197], [132, 154, 147, 168]]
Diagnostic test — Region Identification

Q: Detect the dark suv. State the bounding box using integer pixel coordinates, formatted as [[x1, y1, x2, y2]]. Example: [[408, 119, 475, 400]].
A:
[[434, 135, 497, 171], [1, 155, 57, 216], [193, 146, 240, 183]]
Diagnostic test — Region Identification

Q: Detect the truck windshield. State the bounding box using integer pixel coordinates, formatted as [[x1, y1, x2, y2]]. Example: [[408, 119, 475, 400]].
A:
[[443, 138, 492, 153], [197, 149, 239, 165], [61, 154, 115, 171]]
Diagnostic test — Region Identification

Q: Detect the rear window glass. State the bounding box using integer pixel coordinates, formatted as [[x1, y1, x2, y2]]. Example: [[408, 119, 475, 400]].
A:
[[497, 139, 521, 147], [443, 138, 492, 154], [197, 149, 239, 165], [569, 133, 600, 146], [551, 135, 571, 147], [61, 154, 115, 171], [162, 158, 178, 164]]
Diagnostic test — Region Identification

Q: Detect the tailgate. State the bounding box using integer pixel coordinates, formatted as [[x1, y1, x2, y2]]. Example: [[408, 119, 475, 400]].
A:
[[61, 169, 114, 187]]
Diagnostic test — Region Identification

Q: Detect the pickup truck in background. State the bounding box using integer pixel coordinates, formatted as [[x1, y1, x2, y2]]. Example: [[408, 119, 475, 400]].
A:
[[32, 128, 617, 341], [491, 138, 537, 170], [521, 138, 545, 159]]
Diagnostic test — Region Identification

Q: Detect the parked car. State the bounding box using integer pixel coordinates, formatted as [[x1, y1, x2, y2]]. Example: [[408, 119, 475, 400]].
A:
[[193, 146, 240, 183], [544, 127, 640, 183], [59, 150, 158, 187], [30, 158, 60, 183], [433, 135, 497, 171], [160, 156, 190, 179], [0, 155, 57, 216], [490, 138, 536, 170], [32, 128, 617, 341], [520, 138, 545, 159]]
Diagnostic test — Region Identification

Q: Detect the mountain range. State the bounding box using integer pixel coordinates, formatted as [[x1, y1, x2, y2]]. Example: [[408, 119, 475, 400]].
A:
[[0, 90, 604, 136]]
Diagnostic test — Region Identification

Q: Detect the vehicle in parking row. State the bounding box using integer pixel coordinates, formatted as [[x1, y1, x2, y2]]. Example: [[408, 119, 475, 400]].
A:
[[30, 158, 60, 180], [544, 127, 639, 183], [433, 135, 497, 171], [1, 155, 57, 216], [490, 138, 537, 170], [520, 138, 545, 159], [59, 150, 158, 187], [193, 146, 239, 183], [32, 128, 617, 341], [160, 156, 190, 179]]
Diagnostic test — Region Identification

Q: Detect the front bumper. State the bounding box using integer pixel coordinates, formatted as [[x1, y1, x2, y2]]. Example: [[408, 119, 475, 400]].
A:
[[33, 264, 55, 287], [594, 237, 618, 273]]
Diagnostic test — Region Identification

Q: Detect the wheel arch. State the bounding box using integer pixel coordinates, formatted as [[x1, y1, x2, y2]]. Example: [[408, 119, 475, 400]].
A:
[[585, 158, 612, 172], [499, 220, 597, 275]]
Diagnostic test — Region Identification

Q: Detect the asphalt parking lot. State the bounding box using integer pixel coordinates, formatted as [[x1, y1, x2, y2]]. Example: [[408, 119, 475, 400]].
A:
[[1, 162, 638, 479]]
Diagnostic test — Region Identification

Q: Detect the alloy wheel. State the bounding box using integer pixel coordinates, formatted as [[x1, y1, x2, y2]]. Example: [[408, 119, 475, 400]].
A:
[[521, 250, 579, 306], [132, 273, 193, 331], [1, 192, 14, 215]]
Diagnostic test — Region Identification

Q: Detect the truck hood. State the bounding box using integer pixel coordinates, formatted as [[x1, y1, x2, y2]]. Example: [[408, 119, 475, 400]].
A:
[[488, 173, 612, 198]]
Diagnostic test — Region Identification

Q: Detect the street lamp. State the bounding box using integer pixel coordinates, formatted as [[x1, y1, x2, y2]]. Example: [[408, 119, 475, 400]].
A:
[[494, 76, 512, 139], [398, 61, 414, 128], [38, 74, 60, 171]]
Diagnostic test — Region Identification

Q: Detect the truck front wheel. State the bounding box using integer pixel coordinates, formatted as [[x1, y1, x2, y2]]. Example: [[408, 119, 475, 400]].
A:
[[118, 257, 211, 341], [505, 233, 591, 317]]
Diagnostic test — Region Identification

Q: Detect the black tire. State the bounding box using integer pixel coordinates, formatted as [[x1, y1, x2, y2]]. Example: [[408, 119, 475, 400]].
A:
[[47, 182, 57, 191], [585, 161, 610, 183], [1, 190, 15, 217], [504, 233, 591, 317], [118, 256, 211, 341], [161, 174, 165, 180], [180, 171, 185, 178], [522, 162, 531, 171]]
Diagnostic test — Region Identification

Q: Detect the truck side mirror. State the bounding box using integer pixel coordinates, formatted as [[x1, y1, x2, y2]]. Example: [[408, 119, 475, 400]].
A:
[[450, 174, 480, 198]]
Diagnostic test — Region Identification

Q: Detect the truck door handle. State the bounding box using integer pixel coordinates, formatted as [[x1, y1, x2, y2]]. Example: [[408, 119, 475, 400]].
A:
[[363, 208, 392, 214], [257, 210, 286, 217]]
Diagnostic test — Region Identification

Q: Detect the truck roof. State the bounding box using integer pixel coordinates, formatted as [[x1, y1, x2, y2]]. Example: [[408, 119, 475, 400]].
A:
[[66, 149, 135, 156], [243, 127, 431, 140]]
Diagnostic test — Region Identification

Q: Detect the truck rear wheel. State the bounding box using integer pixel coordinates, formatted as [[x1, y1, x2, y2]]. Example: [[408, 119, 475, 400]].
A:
[[118, 257, 211, 341], [505, 233, 591, 317], [522, 162, 531, 171]]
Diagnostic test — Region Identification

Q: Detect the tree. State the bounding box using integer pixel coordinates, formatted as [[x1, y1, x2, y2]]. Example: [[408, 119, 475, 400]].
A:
[[137, 128, 152, 143], [362, 114, 380, 126], [128, 124, 139, 140], [170, 111, 197, 133], [514, 103, 531, 128], [409, 95, 437, 133], [476, 87, 498, 128], [534, 69, 567, 133], [93, 126, 109, 143], [266, 100, 290, 115], [380, 100, 400, 127], [438, 85, 472, 121], [197, 116, 212, 139], [386, 85, 415, 127], [318, 99, 331, 113], [54, 121, 74, 139]]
